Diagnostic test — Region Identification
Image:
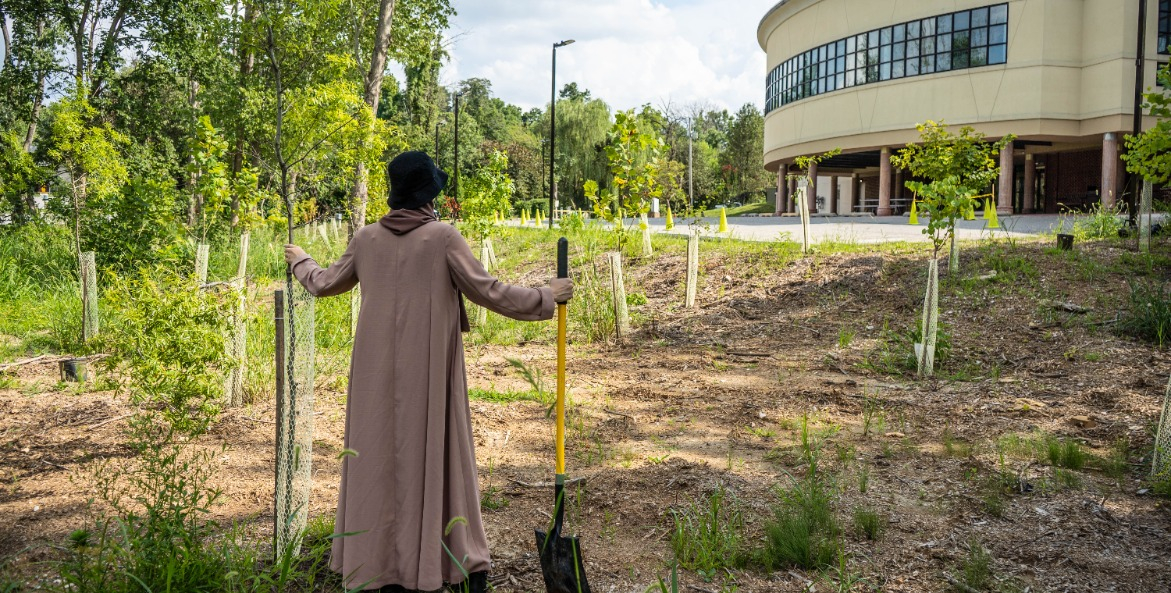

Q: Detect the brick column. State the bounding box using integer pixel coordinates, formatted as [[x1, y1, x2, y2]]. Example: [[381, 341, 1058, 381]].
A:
[[894, 168, 904, 209], [877, 147, 893, 216], [807, 160, 819, 214], [998, 142, 1014, 215], [1022, 153, 1036, 213], [775, 168, 787, 216], [1101, 132, 1118, 210], [827, 176, 838, 214]]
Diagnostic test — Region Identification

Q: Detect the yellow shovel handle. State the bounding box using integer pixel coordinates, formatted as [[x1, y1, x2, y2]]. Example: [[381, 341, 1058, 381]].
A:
[[555, 303, 567, 475]]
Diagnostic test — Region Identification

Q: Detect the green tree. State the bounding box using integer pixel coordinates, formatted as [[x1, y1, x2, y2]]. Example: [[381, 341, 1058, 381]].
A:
[[721, 103, 770, 201], [585, 110, 664, 252], [1123, 63, 1171, 184], [461, 149, 513, 242]]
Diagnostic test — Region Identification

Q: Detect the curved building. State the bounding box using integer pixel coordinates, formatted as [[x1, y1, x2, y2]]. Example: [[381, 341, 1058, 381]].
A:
[[758, 0, 1166, 215]]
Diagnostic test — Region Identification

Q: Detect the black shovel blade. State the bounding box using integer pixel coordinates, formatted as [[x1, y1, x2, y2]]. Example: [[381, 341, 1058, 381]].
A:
[[534, 529, 591, 593]]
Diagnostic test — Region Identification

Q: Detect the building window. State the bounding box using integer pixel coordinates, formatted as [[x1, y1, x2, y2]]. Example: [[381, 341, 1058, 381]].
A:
[[1160, 0, 1170, 55], [766, 3, 1009, 113]]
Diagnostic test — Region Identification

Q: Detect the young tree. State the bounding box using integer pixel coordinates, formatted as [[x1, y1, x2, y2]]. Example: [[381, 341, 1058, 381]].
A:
[[893, 121, 1012, 376], [1123, 63, 1171, 184], [460, 149, 512, 269], [585, 110, 664, 254]]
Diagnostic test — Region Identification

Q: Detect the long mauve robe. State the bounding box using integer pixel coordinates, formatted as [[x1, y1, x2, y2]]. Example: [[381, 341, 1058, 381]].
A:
[[290, 211, 553, 591]]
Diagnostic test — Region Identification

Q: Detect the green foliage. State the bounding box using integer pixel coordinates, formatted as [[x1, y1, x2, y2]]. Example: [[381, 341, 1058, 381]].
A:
[[1064, 203, 1126, 241], [586, 110, 665, 232], [99, 270, 234, 438], [1123, 63, 1171, 184], [461, 149, 513, 240], [1119, 279, 1171, 347], [852, 508, 884, 541], [44, 88, 130, 252], [670, 485, 746, 576], [955, 540, 994, 592], [187, 116, 232, 243], [894, 121, 1012, 256], [0, 131, 39, 222], [83, 176, 187, 271]]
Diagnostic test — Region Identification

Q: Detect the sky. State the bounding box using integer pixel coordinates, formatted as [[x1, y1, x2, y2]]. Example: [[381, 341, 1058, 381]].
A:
[[432, 0, 779, 114]]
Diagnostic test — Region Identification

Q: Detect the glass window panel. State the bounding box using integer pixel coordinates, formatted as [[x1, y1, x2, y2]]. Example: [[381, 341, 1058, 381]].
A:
[[828, 43, 837, 59], [881, 27, 892, 45], [954, 11, 970, 31], [989, 44, 1007, 64], [937, 14, 952, 33], [880, 63, 891, 80], [972, 7, 989, 27], [953, 30, 970, 52], [893, 60, 904, 78], [973, 27, 988, 47], [922, 19, 936, 36], [837, 56, 845, 71], [836, 73, 844, 88], [937, 52, 950, 71], [869, 30, 880, 47], [837, 40, 846, 55], [922, 55, 935, 74], [894, 42, 905, 60], [908, 39, 920, 58], [990, 5, 1008, 25], [937, 34, 951, 53], [880, 45, 891, 63], [819, 45, 827, 62], [991, 24, 1007, 44], [894, 24, 906, 43], [907, 58, 920, 76], [847, 36, 856, 53], [908, 20, 920, 39], [971, 47, 988, 66], [868, 47, 879, 63], [867, 64, 879, 82], [953, 49, 969, 68], [846, 54, 856, 69]]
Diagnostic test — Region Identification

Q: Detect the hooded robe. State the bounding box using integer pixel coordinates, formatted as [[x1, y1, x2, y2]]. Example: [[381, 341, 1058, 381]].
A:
[[289, 206, 553, 590]]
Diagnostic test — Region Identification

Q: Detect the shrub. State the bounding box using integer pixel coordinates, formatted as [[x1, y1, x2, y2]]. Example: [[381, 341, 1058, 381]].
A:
[[852, 508, 884, 541], [758, 460, 841, 571]]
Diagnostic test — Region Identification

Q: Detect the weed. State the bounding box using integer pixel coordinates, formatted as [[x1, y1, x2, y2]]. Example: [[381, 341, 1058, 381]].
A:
[[1053, 468, 1082, 489], [837, 328, 855, 349], [1119, 279, 1171, 348], [468, 386, 541, 404], [1046, 438, 1087, 470], [852, 508, 884, 541], [954, 540, 994, 592], [670, 485, 745, 574], [626, 292, 648, 306], [858, 466, 870, 494], [480, 459, 508, 511], [757, 449, 840, 571], [1098, 439, 1130, 480], [747, 426, 776, 439]]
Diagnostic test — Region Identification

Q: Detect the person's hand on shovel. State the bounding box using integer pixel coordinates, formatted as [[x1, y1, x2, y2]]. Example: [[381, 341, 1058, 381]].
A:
[[284, 244, 308, 265], [549, 278, 573, 303]]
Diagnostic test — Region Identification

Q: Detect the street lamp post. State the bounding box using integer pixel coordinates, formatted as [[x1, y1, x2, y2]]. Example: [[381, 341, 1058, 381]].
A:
[[454, 93, 462, 212], [550, 39, 575, 229]]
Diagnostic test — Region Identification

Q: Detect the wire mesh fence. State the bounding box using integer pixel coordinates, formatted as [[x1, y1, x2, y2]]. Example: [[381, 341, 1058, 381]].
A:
[[274, 283, 316, 557], [1153, 375, 1171, 480]]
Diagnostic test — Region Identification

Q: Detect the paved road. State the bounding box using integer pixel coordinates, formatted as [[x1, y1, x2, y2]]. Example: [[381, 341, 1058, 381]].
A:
[[628, 213, 1094, 244]]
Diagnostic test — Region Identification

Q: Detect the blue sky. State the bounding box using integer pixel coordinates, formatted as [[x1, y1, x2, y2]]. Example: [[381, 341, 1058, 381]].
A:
[[433, 0, 778, 113]]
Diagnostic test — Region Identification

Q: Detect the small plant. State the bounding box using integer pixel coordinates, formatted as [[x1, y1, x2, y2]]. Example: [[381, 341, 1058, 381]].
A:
[[480, 459, 509, 511], [852, 508, 884, 541], [1046, 437, 1087, 470], [954, 540, 995, 592], [861, 397, 883, 438], [757, 449, 840, 571], [858, 466, 870, 494], [670, 485, 745, 574], [837, 328, 855, 349], [1119, 279, 1171, 348]]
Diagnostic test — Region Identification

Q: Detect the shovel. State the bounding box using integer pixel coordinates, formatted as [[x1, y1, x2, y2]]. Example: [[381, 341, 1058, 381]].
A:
[[534, 237, 591, 593]]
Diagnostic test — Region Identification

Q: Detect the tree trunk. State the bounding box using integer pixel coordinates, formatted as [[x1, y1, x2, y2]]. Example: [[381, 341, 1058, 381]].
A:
[[350, 0, 397, 235], [230, 1, 256, 227]]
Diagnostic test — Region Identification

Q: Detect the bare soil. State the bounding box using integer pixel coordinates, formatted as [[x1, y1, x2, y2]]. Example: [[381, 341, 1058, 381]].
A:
[[3, 237, 1171, 592]]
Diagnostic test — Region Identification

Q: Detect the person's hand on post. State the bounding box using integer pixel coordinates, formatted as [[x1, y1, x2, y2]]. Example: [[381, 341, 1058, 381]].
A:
[[284, 244, 307, 265], [550, 278, 574, 303]]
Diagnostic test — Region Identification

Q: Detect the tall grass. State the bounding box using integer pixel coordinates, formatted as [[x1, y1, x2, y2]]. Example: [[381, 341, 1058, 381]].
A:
[[670, 485, 746, 576], [1120, 280, 1171, 348]]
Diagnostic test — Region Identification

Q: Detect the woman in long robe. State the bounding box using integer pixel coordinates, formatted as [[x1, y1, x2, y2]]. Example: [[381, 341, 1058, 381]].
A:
[[284, 151, 571, 592]]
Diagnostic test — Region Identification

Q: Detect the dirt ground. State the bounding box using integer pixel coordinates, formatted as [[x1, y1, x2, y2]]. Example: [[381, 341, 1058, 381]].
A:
[[3, 237, 1171, 592]]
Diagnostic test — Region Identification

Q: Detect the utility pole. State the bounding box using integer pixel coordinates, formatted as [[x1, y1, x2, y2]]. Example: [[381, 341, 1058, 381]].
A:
[[1130, 0, 1149, 221]]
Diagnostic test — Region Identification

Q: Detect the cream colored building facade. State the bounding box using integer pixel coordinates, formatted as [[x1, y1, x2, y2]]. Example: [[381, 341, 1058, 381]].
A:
[[758, 0, 1166, 215]]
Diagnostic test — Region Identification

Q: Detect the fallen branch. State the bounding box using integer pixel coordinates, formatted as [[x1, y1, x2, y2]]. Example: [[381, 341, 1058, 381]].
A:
[[242, 416, 277, 424], [686, 585, 717, 593], [726, 351, 771, 358], [943, 573, 982, 593], [0, 355, 49, 371], [88, 413, 134, 430], [603, 408, 633, 420]]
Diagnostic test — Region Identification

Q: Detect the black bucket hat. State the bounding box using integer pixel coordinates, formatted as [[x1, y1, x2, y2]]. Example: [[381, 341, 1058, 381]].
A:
[[386, 151, 449, 210]]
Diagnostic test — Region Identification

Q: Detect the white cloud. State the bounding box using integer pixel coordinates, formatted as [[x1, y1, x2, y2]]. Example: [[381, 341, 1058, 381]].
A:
[[438, 0, 776, 113]]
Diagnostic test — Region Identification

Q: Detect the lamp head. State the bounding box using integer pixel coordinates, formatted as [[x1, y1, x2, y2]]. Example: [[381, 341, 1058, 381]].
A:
[[556, 39, 576, 48]]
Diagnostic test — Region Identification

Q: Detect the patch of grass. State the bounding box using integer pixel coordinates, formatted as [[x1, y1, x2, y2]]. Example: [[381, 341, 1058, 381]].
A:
[[837, 328, 855, 349], [1097, 439, 1130, 480], [998, 432, 1087, 470], [670, 484, 746, 576], [468, 386, 541, 404], [757, 434, 841, 572], [1045, 437, 1087, 470], [852, 508, 883, 541], [1118, 279, 1171, 348], [479, 460, 509, 511], [954, 540, 995, 592]]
